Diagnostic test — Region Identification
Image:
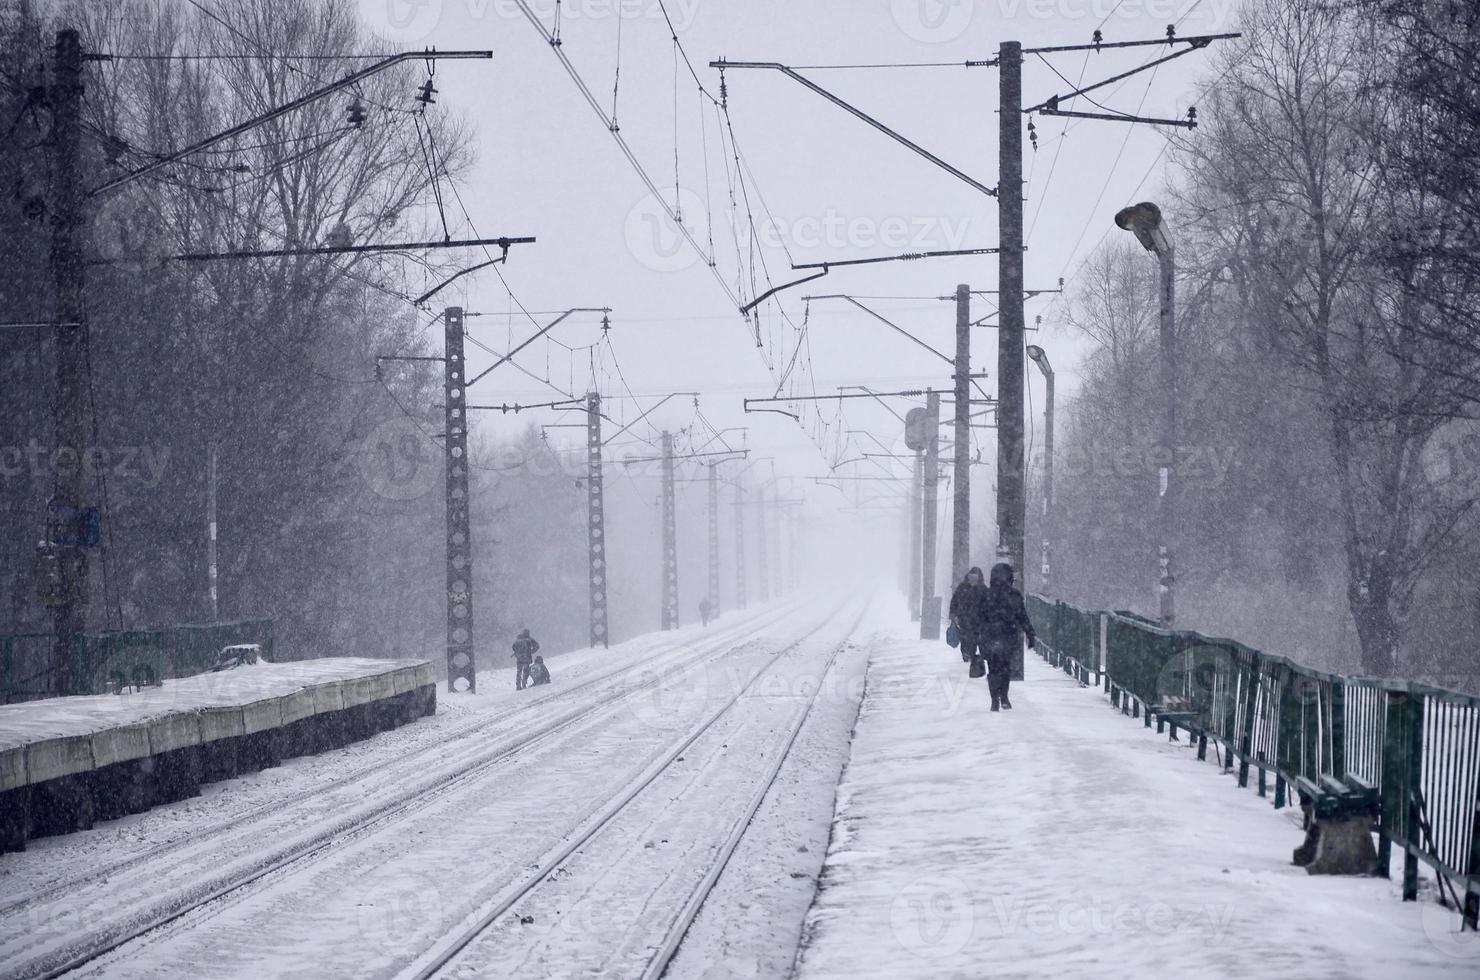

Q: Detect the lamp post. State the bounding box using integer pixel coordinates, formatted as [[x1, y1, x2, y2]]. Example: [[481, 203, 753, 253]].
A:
[[1025, 344, 1054, 595], [1114, 201, 1176, 627]]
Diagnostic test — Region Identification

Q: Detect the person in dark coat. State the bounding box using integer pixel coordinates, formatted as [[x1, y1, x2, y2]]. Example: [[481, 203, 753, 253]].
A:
[[980, 562, 1036, 710], [511, 629, 540, 691], [948, 566, 990, 667], [528, 655, 551, 687]]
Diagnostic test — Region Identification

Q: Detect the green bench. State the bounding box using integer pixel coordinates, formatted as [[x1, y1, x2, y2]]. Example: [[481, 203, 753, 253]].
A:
[[1293, 773, 1380, 823], [1148, 703, 1202, 741]]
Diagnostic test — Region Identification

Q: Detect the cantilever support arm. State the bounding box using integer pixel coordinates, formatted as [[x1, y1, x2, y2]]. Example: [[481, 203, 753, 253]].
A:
[[92, 49, 493, 197], [710, 60, 996, 198], [466, 307, 609, 388]]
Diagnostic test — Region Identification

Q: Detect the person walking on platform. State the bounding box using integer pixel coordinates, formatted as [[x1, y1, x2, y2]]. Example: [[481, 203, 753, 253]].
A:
[[528, 655, 551, 687], [511, 628, 540, 691], [948, 566, 990, 669], [980, 562, 1036, 711], [699, 597, 713, 627]]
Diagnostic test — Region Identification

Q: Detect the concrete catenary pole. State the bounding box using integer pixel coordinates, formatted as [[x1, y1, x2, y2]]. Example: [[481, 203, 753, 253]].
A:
[[755, 483, 770, 602], [707, 463, 720, 615], [920, 390, 942, 639], [996, 40, 1027, 582], [1026, 345, 1055, 594], [952, 284, 971, 583], [909, 451, 922, 620], [47, 29, 86, 696], [660, 431, 679, 629], [734, 479, 747, 610], [207, 442, 218, 619]]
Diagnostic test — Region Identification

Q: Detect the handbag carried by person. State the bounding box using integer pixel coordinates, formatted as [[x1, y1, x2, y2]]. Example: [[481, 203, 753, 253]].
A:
[[968, 653, 985, 678], [946, 623, 959, 648]]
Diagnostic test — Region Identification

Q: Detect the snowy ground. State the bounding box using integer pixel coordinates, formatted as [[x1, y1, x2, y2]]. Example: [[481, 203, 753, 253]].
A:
[[794, 626, 1480, 980], [0, 596, 885, 980]]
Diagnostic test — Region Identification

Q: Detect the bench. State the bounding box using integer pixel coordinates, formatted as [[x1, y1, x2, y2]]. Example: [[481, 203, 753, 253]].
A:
[[1293, 773, 1380, 823], [1291, 773, 1381, 875], [1147, 701, 1202, 742]]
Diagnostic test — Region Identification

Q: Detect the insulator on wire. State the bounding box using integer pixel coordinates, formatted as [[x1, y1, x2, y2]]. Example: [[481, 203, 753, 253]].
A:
[[416, 78, 437, 107], [1187, 106, 1198, 126], [347, 98, 366, 128], [1166, 24, 1176, 42], [1092, 29, 1103, 50], [1027, 117, 1038, 151]]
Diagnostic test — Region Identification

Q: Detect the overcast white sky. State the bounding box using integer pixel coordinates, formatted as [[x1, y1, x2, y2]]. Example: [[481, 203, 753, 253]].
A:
[[354, 0, 1241, 505]]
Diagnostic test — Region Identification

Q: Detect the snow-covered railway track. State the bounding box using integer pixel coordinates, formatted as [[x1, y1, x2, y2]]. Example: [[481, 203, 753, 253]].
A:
[[1, 601, 822, 980], [404, 597, 868, 980], [1, 599, 798, 921]]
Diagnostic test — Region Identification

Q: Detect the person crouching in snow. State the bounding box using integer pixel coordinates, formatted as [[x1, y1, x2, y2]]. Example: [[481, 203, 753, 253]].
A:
[[528, 655, 551, 687], [980, 562, 1036, 711], [948, 566, 990, 668]]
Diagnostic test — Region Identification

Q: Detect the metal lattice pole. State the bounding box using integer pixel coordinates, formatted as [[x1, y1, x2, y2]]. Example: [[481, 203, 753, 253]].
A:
[[661, 431, 679, 629], [734, 481, 747, 610], [587, 392, 608, 647], [707, 464, 720, 615], [755, 483, 770, 602], [444, 307, 476, 692]]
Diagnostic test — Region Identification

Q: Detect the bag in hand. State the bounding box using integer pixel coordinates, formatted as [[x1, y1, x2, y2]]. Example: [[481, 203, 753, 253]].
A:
[[946, 623, 959, 648], [968, 654, 985, 679]]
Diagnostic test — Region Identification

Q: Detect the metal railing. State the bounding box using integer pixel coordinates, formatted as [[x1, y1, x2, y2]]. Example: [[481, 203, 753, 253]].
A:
[[1026, 593, 1480, 922], [1, 618, 274, 703]]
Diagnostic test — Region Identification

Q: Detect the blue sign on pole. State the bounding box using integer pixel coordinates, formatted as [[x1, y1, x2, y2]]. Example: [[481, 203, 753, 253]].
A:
[[47, 503, 101, 547]]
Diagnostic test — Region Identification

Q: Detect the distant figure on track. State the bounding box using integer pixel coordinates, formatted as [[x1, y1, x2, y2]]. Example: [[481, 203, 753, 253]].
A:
[[699, 597, 713, 627], [528, 655, 551, 687], [979, 562, 1036, 711], [949, 566, 991, 668], [512, 629, 540, 691]]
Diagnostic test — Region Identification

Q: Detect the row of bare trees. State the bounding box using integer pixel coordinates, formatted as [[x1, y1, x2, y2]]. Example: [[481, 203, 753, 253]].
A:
[[0, 0, 477, 672], [1042, 0, 1480, 679]]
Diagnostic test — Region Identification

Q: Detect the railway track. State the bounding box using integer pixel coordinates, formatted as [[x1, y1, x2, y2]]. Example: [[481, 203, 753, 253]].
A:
[[2, 600, 826, 980], [403, 596, 870, 979]]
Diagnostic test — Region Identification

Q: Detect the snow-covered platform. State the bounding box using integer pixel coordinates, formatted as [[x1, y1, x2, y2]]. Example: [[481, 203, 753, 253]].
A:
[[0, 657, 435, 851], [795, 629, 1479, 979]]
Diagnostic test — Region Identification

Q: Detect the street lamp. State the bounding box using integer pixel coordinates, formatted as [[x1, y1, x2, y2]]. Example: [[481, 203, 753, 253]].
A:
[[1025, 344, 1054, 595], [1114, 201, 1176, 627]]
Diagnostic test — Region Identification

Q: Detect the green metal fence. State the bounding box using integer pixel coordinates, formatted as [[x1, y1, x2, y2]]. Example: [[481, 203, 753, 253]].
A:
[[1, 618, 274, 703], [1026, 593, 1480, 922]]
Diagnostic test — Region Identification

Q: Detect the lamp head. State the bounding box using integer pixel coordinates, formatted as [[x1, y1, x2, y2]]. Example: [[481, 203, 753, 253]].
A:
[[1114, 201, 1170, 255], [1025, 344, 1053, 376]]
